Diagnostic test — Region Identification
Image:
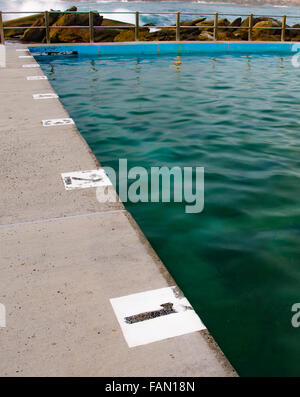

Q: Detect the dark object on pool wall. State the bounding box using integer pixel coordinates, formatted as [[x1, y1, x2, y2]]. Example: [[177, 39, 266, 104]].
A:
[[4, 6, 300, 43]]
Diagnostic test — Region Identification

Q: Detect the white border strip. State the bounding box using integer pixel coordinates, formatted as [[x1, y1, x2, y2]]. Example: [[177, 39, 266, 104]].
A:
[[33, 93, 58, 100], [61, 169, 112, 190], [22, 64, 39, 68], [110, 286, 206, 347], [42, 118, 74, 127], [27, 76, 48, 81], [19, 55, 33, 59]]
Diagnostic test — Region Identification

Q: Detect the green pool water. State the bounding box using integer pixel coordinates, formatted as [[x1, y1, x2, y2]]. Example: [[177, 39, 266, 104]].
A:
[[37, 53, 300, 376]]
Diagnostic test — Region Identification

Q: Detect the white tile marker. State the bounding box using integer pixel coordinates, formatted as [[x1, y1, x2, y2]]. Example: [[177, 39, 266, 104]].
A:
[[16, 49, 28, 52], [19, 55, 33, 58], [27, 76, 48, 80], [23, 64, 39, 68], [33, 93, 58, 99], [110, 286, 206, 347], [61, 169, 112, 190], [42, 118, 74, 127]]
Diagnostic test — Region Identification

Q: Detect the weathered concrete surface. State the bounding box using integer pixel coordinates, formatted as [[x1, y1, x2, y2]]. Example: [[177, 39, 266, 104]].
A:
[[0, 45, 237, 376]]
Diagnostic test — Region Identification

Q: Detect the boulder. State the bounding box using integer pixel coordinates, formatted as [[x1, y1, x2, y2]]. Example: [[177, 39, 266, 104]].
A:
[[3, 13, 43, 39], [287, 24, 300, 39], [94, 18, 135, 42], [21, 12, 60, 42], [179, 24, 200, 38], [198, 31, 214, 41], [192, 17, 206, 25], [217, 18, 231, 33], [234, 16, 281, 40], [114, 29, 151, 42], [230, 17, 242, 29], [149, 28, 175, 41], [196, 20, 214, 29], [49, 11, 103, 43], [252, 20, 281, 41]]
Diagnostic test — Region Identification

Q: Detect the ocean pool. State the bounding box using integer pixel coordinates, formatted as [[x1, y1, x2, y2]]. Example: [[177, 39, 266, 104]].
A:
[[34, 49, 300, 376]]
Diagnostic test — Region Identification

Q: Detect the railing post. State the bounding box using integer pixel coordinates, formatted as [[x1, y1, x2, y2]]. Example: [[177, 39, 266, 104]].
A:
[[281, 15, 286, 42], [89, 11, 94, 43], [176, 12, 180, 41], [248, 13, 253, 41], [0, 11, 5, 45], [135, 11, 139, 41], [44, 11, 50, 44], [214, 12, 218, 41]]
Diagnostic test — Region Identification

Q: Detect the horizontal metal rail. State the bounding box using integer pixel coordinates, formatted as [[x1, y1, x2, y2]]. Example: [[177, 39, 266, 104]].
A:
[[1, 10, 300, 45]]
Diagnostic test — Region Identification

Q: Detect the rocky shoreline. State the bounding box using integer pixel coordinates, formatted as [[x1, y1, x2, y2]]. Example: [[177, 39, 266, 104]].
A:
[[3, 6, 300, 43]]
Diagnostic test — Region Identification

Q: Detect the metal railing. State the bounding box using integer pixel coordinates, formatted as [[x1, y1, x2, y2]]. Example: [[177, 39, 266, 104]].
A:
[[0, 10, 299, 45]]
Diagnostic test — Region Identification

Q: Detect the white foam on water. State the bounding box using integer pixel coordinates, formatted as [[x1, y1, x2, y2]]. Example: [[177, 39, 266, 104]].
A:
[[104, 7, 136, 26]]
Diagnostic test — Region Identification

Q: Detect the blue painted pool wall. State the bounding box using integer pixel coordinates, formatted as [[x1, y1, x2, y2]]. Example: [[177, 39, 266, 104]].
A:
[[28, 42, 300, 56]]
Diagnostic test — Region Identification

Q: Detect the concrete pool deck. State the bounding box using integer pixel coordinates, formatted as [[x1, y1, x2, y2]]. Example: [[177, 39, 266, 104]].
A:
[[0, 44, 237, 377]]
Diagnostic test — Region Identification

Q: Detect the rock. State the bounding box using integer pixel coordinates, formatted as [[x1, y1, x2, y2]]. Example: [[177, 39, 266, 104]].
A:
[[230, 17, 242, 28], [196, 20, 214, 28], [198, 31, 214, 41], [252, 20, 281, 41], [287, 24, 300, 39], [3, 13, 43, 39], [66, 6, 77, 12], [217, 18, 231, 34], [234, 16, 281, 40], [49, 11, 103, 43], [192, 17, 206, 25], [21, 12, 60, 42], [179, 22, 200, 39], [114, 29, 151, 42], [180, 21, 195, 27], [218, 18, 230, 27], [149, 28, 175, 41], [95, 18, 135, 42]]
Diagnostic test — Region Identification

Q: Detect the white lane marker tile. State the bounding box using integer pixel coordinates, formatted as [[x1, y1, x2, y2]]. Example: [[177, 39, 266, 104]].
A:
[[110, 286, 206, 348], [61, 169, 112, 190], [33, 93, 58, 99], [19, 55, 33, 58], [16, 49, 28, 52], [22, 64, 39, 68], [27, 75, 48, 80], [42, 118, 74, 127]]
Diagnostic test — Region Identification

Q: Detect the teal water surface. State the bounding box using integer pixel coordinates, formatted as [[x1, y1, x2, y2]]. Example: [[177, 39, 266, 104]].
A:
[[36, 53, 300, 376]]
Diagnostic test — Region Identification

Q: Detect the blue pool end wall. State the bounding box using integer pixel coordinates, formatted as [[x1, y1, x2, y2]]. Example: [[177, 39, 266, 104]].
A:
[[28, 42, 300, 57]]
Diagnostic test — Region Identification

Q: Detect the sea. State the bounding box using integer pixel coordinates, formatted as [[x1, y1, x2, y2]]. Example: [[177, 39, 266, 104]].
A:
[[1, 0, 300, 26]]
